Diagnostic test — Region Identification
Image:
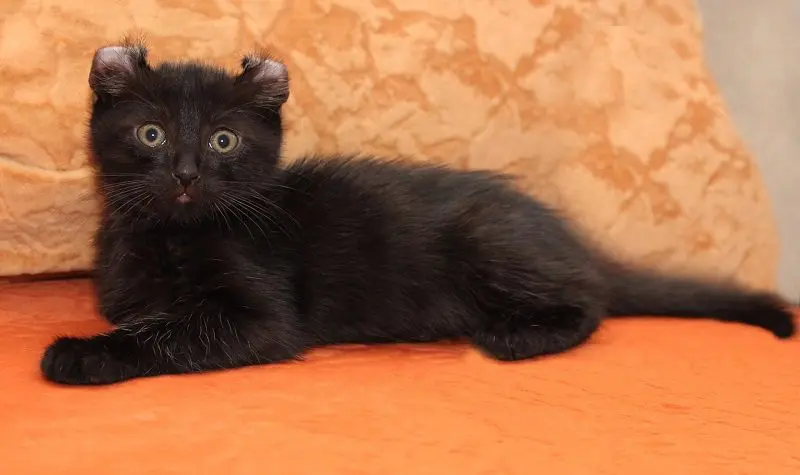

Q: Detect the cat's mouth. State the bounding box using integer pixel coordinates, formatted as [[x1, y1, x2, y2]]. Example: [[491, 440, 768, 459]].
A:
[[174, 186, 198, 204]]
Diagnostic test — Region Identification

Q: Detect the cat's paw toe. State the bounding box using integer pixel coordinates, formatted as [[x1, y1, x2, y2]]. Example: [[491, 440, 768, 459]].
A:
[[41, 337, 133, 385]]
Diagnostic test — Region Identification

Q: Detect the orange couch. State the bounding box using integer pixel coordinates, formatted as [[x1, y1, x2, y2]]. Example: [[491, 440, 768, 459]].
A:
[[2, 279, 798, 474]]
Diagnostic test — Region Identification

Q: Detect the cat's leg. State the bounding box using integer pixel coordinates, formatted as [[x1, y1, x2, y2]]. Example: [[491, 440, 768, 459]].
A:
[[40, 311, 306, 385], [471, 304, 602, 361], [465, 221, 608, 361]]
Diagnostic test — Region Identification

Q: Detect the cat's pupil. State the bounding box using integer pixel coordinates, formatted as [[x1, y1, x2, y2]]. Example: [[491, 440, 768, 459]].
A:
[[217, 134, 230, 149], [145, 128, 158, 142]]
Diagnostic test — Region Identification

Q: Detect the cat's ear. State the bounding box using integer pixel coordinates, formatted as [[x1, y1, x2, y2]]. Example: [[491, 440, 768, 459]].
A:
[[236, 55, 290, 108], [89, 44, 150, 96]]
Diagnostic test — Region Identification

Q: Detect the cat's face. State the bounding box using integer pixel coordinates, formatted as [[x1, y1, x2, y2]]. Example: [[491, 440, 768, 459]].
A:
[[88, 44, 289, 223]]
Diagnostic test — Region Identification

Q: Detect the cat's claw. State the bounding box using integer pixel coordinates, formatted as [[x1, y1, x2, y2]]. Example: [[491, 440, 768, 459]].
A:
[[41, 337, 136, 385]]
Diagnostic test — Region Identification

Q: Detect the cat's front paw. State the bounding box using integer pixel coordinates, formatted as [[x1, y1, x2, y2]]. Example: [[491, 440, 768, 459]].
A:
[[41, 336, 137, 385]]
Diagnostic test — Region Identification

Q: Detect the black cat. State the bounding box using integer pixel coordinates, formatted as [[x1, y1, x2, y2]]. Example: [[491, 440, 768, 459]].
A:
[[41, 43, 795, 385]]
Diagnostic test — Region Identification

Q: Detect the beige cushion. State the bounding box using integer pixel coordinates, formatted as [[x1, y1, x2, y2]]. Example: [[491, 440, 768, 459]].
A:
[[0, 0, 780, 289]]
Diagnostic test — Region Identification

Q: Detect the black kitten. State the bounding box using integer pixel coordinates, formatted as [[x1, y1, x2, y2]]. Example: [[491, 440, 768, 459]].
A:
[[41, 43, 795, 385]]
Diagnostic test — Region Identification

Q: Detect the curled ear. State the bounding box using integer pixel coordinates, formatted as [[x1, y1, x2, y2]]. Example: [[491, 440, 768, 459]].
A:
[[89, 43, 150, 96], [236, 54, 290, 108]]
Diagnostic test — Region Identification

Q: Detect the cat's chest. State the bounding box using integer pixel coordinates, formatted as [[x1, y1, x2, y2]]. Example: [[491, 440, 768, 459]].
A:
[[103, 229, 231, 290]]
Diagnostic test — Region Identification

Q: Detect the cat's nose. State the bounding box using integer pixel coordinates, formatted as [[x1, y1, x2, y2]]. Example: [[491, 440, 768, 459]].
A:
[[172, 169, 200, 187], [172, 153, 200, 187]]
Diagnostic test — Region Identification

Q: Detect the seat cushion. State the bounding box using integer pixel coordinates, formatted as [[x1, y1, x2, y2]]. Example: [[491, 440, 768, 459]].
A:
[[1, 280, 797, 474]]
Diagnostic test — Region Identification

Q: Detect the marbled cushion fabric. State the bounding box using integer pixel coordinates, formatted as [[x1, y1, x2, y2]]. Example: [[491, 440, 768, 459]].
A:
[[0, 0, 779, 289]]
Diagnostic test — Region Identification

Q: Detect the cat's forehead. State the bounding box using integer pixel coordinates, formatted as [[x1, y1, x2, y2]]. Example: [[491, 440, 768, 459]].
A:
[[142, 62, 244, 115], [89, 45, 290, 113], [154, 62, 234, 92]]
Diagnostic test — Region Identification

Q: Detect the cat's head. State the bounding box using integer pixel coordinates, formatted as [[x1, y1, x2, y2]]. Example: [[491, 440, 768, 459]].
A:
[[88, 42, 289, 224]]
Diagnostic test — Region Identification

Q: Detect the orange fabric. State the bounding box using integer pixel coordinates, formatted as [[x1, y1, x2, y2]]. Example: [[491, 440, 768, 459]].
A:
[[2, 279, 798, 474], [0, 0, 781, 291]]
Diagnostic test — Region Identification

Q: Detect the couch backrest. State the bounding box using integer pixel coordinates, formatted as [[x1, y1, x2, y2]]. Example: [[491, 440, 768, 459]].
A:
[[0, 0, 780, 289]]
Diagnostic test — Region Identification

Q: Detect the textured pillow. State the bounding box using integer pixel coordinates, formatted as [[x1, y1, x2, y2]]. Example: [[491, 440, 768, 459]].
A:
[[0, 0, 780, 289]]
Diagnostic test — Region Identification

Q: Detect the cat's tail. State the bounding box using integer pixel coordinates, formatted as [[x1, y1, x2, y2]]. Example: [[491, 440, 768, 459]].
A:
[[603, 262, 796, 338]]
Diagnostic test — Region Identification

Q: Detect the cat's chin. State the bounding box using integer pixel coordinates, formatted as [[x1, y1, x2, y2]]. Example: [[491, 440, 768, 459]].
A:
[[169, 209, 206, 223], [155, 199, 210, 224]]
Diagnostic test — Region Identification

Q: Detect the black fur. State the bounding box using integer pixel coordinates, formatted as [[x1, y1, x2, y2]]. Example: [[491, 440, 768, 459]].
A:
[[41, 45, 796, 385]]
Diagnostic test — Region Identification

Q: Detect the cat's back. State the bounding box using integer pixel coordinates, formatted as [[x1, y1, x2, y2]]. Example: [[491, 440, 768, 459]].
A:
[[275, 154, 589, 268], [274, 154, 576, 265], [279, 155, 518, 213]]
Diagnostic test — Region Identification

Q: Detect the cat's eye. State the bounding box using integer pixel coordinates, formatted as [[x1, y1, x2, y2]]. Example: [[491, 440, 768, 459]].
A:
[[136, 124, 166, 147], [209, 129, 240, 154]]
